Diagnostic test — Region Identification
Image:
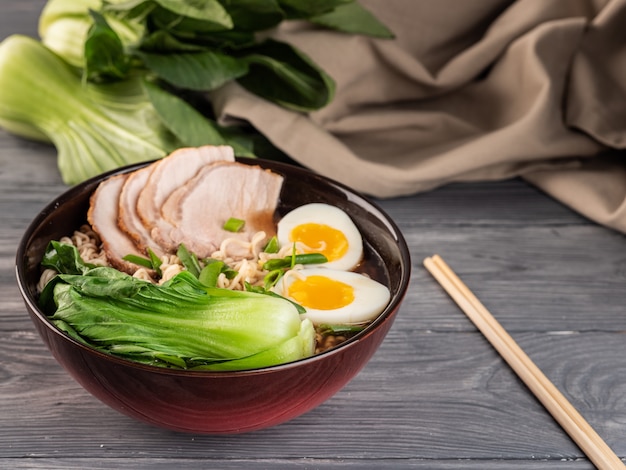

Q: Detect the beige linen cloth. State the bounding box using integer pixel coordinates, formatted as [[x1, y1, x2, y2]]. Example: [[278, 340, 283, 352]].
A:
[[212, 0, 626, 232]]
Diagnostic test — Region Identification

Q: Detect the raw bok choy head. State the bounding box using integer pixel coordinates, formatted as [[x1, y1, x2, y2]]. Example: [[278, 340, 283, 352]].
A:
[[0, 35, 180, 184], [39, 242, 316, 371]]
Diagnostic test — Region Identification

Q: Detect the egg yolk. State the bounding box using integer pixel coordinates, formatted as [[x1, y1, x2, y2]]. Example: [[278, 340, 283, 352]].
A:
[[287, 275, 355, 310], [289, 223, 348, 262]]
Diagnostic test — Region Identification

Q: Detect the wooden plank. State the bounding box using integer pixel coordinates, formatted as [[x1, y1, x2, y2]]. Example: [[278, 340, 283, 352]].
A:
[[398, 224, 626, 332], [0, 0, 46, 40], [1, 458, 601, 470], [373, 179, 590, 228]]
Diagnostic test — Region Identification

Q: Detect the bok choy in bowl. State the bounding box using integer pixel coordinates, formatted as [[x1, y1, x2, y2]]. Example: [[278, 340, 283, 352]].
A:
[[16, 148, 410, 434]]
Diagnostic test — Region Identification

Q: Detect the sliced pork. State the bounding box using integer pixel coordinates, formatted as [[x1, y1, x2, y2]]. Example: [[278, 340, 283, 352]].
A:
[[159, 162, 284, 259], [87, 174, 148, 274], [136, 145, 235, 231], [117, 165, 165, 257], [87, 145, 285, 276]]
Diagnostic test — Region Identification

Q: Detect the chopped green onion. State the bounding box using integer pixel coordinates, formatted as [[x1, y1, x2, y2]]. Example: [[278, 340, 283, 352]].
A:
[[263, 236, 279, 253], [177, 243, 201, 277], [223, 217, 245, 232], [318, 324, 366, 335], [199, 260, 224, 288], [203, 258, 238, 280], [147, 247, 163, 276], [221, 267, 238, 279], [290, 243, 297, 269], [122, 254, 153, 269], [123, 248, 163, 276], [263, 253, 328, 271], [263, 269, 284, 290], [244, 282, 263, 294]]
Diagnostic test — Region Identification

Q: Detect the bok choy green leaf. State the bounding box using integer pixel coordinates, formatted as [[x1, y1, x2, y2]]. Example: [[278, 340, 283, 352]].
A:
[[310, 2, 395, 38], [40, 241, 315, 370]]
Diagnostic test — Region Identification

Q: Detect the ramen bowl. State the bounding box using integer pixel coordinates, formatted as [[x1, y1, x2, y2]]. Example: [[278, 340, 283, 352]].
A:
[[16, 157, 411, 434]]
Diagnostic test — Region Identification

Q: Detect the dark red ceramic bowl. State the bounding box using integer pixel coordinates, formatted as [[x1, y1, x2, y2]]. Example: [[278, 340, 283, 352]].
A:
[[16, 157, 411, 434]]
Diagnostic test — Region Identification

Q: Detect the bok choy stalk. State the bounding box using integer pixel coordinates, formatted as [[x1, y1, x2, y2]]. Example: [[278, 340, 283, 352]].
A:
[[0, 35, 180, 184], [40, 242, 315, 370]]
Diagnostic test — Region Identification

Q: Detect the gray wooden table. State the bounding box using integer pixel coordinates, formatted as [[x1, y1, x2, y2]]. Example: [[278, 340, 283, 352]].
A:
[[2, 2, 626, 468]]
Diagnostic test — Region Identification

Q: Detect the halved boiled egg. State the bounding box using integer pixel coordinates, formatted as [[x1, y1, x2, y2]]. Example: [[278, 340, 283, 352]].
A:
[[276, 203, 363, 271], [273, 268, 390, 325]]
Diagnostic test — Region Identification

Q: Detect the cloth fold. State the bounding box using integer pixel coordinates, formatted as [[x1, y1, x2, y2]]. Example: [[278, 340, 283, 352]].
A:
[[212, 0, 626, 233]]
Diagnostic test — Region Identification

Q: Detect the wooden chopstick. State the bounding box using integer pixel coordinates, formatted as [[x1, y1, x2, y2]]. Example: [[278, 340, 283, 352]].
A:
[[423, 254, 625, 470]]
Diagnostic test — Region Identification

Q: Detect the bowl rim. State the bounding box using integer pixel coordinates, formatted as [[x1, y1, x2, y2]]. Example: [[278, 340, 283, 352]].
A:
[[16, 157, 412, 377]]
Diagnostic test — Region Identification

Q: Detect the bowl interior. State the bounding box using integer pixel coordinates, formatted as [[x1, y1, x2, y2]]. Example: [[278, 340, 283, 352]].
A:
[[17, 158, 411, 373]]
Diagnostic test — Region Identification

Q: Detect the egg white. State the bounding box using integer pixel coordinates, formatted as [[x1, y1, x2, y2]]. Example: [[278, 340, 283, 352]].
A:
[[273, 268, 390, 325], [276, 203, 363, 271]]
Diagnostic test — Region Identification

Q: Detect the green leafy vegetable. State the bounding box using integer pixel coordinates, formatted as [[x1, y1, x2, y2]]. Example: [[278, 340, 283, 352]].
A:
[[40, 241, 315, 370], [310, 2, 395, 38], [277, 0, 352, 18], [152, 0, 232, 25], [141, 80, 255, 156], [191, 317, 314, 371], [41, 240, 97, 275], [218, 0, 284, 31], [237, 39, 336, 112], [84, 9, 131, 81], [138, 49, 248, 91]]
